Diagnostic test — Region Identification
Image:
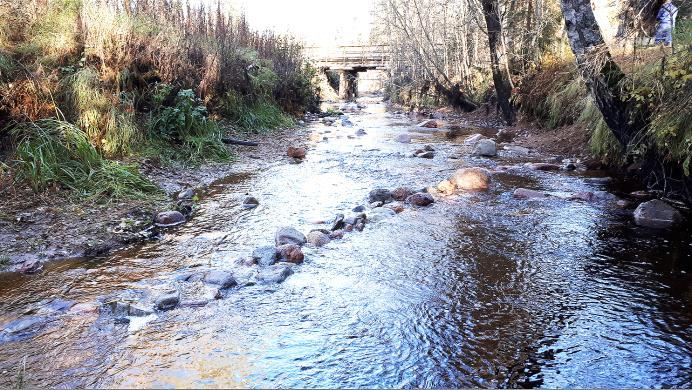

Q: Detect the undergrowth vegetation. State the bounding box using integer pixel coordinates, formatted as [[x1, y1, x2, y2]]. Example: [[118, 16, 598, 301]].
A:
[[0, 0, 318, 200], [519, 48, 691, 172]]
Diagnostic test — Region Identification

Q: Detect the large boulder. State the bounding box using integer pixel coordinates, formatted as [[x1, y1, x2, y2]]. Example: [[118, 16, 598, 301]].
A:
[[252, 246, 278, 266], [275, 227, 307, 246], [472, 139, 497, 157], [450, 168, 491, 191], [154, 211, 185, 227], [406, 192, 435, 207], [368, 188, 392, 203], [633, 199, 682, 229]]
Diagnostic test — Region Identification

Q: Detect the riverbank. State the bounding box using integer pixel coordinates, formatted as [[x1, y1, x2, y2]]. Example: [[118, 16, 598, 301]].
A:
[[0, 126, 308, 273]]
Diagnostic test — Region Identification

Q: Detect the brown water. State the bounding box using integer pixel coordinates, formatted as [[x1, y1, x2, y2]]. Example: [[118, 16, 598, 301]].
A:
[[1, 100, 690, 388]]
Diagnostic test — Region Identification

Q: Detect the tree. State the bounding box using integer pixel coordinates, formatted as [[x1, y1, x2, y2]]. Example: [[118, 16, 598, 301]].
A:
[[558, 0, 645, 148], [480, 0, 516, 125]]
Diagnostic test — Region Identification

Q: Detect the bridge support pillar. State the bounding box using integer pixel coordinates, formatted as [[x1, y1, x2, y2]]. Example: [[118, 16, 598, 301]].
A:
[[338, 70, 358, 101]]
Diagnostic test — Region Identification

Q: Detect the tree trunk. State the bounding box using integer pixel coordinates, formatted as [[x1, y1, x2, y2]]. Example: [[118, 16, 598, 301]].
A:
[[481, 0, 516, 125], [558, 0, 644, 147]]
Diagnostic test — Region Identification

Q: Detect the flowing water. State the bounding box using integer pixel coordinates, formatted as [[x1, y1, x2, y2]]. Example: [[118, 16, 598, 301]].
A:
[[1, 99, 690, 388]]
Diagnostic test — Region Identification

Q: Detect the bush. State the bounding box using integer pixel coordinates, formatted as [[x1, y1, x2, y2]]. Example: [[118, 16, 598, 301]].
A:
[[147, 86, 231, 163], [11, 119, 159, 199]]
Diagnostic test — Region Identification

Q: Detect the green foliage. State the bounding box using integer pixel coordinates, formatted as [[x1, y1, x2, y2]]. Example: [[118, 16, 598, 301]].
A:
[[673, 17, 692, 46], [63, 68, 140, 157], [11, 119, 159, 199], [17, 0, 82, 66], [0, 255, 9, 266], [147, 86, 231, 163], [546, 78, 588, 128], [220, 91, 294, 133]]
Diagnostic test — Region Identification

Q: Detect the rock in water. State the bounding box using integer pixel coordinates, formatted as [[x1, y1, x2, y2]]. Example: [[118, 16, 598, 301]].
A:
[[416, 151, 435, 159], [275, 227, 307, 246], [450, 168, 491, 191], [496, 129, 515, 142], [155, 291, 180, 311], [464, 133, 485, 146], [369, 188, 392, 203], [307, 231, 331, 247], [177, 188, 194, 200], [277, 244, 304, 264], [203, 270, 237, 289], [394, 134, 413, 143], [367, 207, 396, 222], [242, 196, 259, 209], [525, 162, 561, 171], [391, 187, 414, 201], [356, 128, 367, 136], [513, 188, 550, 199], [258, 264, 293, 284], [417, 119, 439, 128], [633, 199, 682, 229], [287, 146, 306, 159], [406, 193, 435, 207], [330, 213, 345, 231], [19, 259, 43, 275], [252, 246, 278, 266], [154, 211, 185, 227], [472, 139, 497, 156]]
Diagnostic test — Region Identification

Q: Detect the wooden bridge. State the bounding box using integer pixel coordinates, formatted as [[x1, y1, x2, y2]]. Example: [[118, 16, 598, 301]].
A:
[[305, 45, 390, 100]]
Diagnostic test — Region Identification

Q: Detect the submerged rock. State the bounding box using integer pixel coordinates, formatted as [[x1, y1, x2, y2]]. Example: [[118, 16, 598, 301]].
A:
[[633, 199, 682, 229], [19, 259, 43, 275], [252, 246, 278, 266], [383, 202, 405, 213], [367, 207, 396, 222], [472, 139, 497, 157], [258, 264, 293, 284], [329, 229, 345, 239], [203, 270, 237, 289], [406, 193, 435, 207], [242, 196, 260, 209], [416, 151, 435, 159], [513, 188, 551, 199], [154, 211, 185, 227], [177, 188, 194, 200], [155, 291, 180, 311], [526, 162, 561, 171], [394, 134, 413, 143], [275, 227, 307, 246], [450, 167, 491, 191]]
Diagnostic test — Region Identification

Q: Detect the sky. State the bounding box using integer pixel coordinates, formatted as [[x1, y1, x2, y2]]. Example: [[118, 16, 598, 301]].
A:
[[223, 0, 376, 46]]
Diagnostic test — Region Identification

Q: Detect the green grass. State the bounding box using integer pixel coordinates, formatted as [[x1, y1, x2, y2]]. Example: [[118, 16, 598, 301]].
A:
[[12, 119, 160, 200], [221, 91, 295, 133], [0, 255, 10, 266], [63, 68, 141, 157]]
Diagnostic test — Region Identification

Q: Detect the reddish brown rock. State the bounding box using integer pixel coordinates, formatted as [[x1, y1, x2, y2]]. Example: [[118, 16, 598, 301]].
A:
[[277, 244, 304, 264], [383, 202, 405, 213], [417, 119, 439, 128], [287, 146, 307, 159], [391, 187, 415, 201], [406, 192, 435, 206], [329, 230, 345, 239], [19, 259, 43, 275]]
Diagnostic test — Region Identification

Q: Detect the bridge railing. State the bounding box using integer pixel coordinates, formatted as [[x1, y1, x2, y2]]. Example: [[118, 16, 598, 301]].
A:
[[304, 45, 390, 69]]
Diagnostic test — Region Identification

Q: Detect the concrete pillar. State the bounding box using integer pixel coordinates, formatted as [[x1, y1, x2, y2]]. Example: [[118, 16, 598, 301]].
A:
[[338, 70, 358, 101]]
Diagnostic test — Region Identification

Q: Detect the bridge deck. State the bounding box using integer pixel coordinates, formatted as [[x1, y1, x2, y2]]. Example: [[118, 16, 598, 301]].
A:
[[305, 45, 390, 70]]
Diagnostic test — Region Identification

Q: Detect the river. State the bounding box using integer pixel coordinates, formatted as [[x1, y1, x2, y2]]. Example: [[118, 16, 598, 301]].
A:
[[0, 98, 690, 388]]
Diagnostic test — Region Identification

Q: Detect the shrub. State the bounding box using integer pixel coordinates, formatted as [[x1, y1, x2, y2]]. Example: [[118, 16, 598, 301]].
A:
[[11, 119, 159, 199]]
